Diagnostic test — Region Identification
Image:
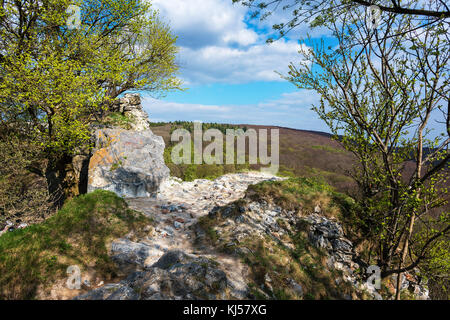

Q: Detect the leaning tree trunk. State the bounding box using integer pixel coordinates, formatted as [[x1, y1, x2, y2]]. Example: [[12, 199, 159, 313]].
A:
[[395, 214, 416, 300], [45, 154, 81, 209], [395, 125, 425, 300]]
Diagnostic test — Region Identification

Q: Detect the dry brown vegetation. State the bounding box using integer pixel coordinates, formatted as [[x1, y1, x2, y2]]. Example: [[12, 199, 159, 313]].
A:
[[0, 133, 54, 231], [151, 123, 357, 192]]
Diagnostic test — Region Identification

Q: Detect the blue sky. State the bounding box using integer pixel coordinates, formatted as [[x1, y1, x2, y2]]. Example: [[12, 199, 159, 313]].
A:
[[143, 0, 446, 138], [141, 0, 332, 132]]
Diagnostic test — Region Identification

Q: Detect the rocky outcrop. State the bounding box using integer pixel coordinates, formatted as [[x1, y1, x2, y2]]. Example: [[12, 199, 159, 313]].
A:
[[110, 93, 151, 131], [78, 172, 282, 300], [202, 197, 430, 300], [87, 93, 169, 197], [87, 128, 170, 198], [75, 250, 229, 300], [110, 238, 167, 271]]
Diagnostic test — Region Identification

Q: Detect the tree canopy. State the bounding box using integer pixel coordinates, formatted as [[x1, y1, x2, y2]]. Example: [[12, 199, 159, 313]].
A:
[[0, 0, 181, 157], [235, 0, 449, 299], [233, 0, 450, 41]]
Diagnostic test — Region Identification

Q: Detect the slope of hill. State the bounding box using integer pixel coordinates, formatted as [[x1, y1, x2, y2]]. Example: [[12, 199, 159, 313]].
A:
[[150, 122, 357, 194], [0, 107, 441, 300]]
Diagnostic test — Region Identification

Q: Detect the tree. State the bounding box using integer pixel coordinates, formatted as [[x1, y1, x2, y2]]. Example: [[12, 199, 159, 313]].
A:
[[0, 0, 181, 205], [235, 0, 450, 299], [293, 7, 449, 300], [233, 0, 450, 41]]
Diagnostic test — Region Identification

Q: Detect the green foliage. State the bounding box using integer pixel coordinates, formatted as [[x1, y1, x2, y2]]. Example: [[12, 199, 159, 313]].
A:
[[169, 121, 246, 135], [102, 112, 135, 130], [0, 190, 151, 299], [162, 121, 251, 181], [247, 177, 348, 217], [149, 121, 170, 127], [279, 0, 449, 297], [0, 0, 181, 159]]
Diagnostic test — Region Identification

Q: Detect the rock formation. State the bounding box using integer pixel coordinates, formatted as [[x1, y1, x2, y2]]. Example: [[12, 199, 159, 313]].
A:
[[87, 93, 169, 198], [75, 250, 229, 300], [110, 93, 152, 131], [77, 171, 430, 300], [87, 128, 170, 198]]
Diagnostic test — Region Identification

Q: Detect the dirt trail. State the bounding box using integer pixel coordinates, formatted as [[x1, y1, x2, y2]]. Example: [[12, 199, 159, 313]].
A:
[[125, 172, 284, 297]]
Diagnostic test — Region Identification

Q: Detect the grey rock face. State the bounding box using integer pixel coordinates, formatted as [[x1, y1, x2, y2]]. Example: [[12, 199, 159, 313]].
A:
[[305, 214, 350, 253], [152, 250, 192, 269], [202, 198, 431, 300], [110, 239, 154, 269], [74, 283, 140, 301], [76, 250, 228, 300], [87, 128, 170, 198]]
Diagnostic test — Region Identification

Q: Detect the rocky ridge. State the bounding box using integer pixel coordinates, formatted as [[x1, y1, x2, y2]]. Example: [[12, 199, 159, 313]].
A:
[[203, 198, 428, 300], [87, 93, 170, 198], [78, 93, 429, 300], [78, 172, 285, 300], [78, 171, 429, 300]]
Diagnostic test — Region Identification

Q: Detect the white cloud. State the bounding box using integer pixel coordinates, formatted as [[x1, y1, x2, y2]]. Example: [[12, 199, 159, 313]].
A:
[[144, 98, 231, 113], [258, 90, 321, 110], [178, 40, 308, 84], [151, 0, 258, 48], [151, 0, 310, 85]]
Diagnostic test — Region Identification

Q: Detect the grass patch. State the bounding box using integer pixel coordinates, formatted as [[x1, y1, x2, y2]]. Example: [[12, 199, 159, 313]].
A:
[[102, 112, 135, 130], [237, 234, 356, 300], [198, 216, 220, 245], [246, 177, 362, 243], [246, 177, 355, 219], [0, 190, 151, 300]]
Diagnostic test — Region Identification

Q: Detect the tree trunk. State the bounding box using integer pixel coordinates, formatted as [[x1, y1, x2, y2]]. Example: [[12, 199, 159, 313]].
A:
[[395, 214, 416, 300], [44, 154, 76, 209], [395, 124, 425, 299]]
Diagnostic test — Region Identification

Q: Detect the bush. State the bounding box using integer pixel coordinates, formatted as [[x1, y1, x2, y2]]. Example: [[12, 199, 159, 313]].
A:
[[0, 134, 53, 230]]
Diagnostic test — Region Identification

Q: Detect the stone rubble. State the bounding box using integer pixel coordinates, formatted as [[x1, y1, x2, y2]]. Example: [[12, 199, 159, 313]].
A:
[[78, 172, 284, 300]]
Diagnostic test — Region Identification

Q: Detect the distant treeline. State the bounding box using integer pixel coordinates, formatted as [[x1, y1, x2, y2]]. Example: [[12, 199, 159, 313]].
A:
[[149, 121, 247, 134]]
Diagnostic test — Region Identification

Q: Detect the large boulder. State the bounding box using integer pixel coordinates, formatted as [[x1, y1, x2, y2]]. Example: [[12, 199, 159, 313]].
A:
[[87, 128, 170, 198]]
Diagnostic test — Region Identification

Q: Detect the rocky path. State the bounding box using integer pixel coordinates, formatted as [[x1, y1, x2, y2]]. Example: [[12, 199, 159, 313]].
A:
[[76, 170, 430, 300], [101, 172, 284, 299]]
